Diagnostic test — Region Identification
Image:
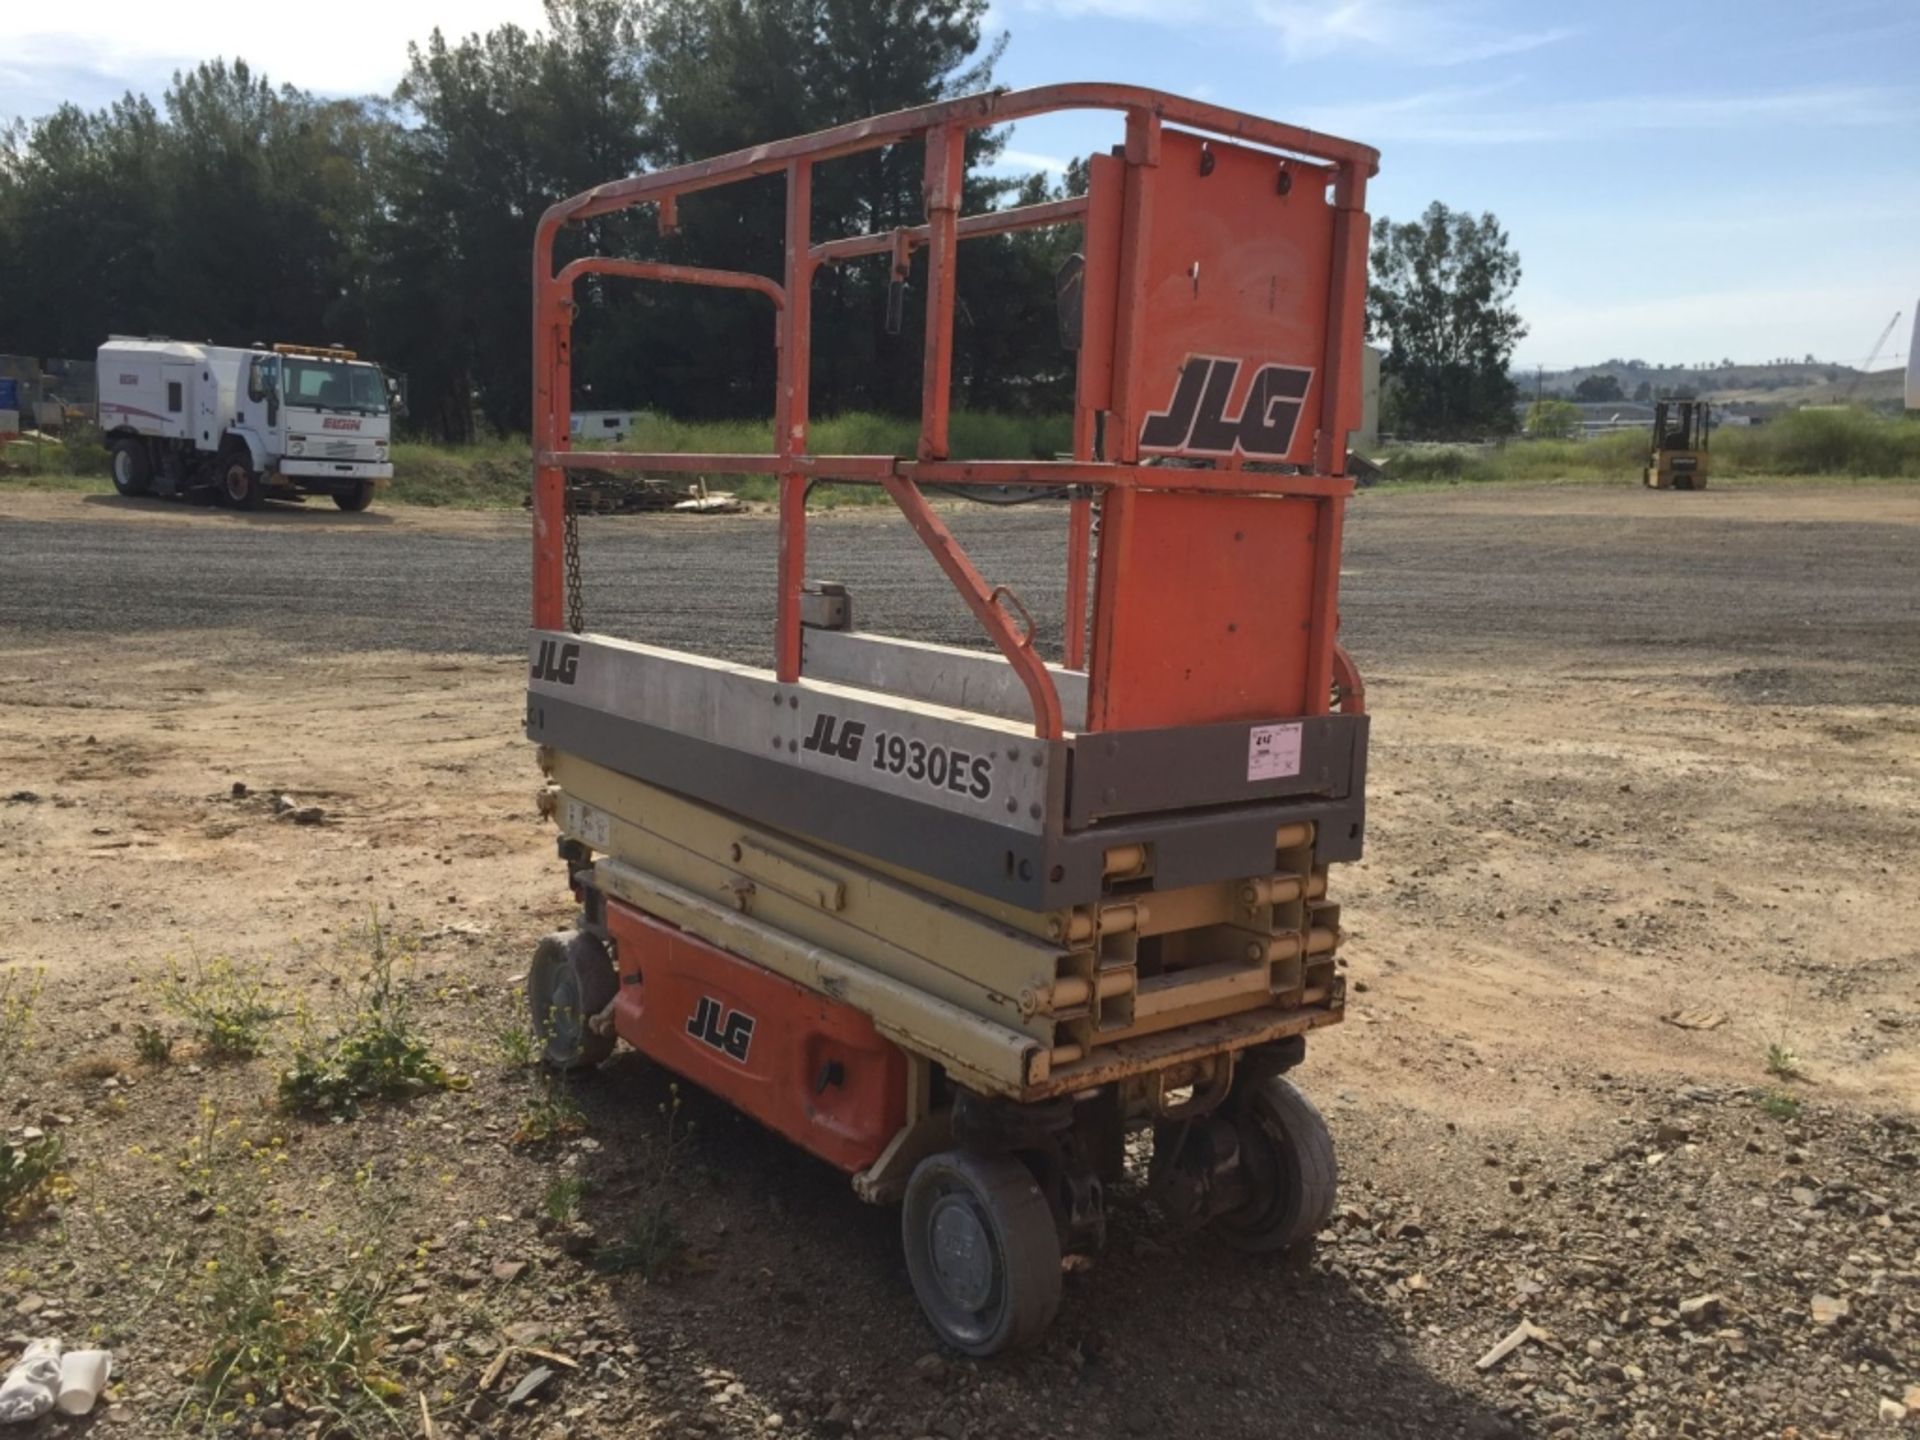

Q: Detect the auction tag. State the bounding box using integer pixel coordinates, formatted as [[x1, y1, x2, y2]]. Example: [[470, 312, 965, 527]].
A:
[[1246, 722, 1303, 782]]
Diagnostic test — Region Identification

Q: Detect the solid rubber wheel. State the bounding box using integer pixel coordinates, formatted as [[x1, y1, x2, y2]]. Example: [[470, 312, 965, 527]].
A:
[[110, 440, 152, 496], [528, 930, 618, 1070], [334, 483, 375, 512], [218, 452, 263, 509], [902, 1150, 1062, 1356], [1210, 1075, 1338, 1253]]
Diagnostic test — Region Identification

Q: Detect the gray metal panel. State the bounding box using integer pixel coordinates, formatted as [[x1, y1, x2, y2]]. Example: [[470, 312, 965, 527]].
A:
[[530, 630, 1053, 833], [801, 628, 1089, 731], [1051, 795, 1367, 894], [529, 691, 1059, 906], [530, 692, 1365, 909], [1065, 715, 1366, 827]]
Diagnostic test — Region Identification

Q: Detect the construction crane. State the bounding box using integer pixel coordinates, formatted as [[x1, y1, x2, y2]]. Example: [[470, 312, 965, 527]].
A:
[[1845, 310, 1901, 401]]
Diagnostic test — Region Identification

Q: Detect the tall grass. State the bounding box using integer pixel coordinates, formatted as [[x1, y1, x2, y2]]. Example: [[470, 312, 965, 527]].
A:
[[1373, 409, 1920, 486], [10, 406, 1914, 504], [391, 410, 1069, 506]]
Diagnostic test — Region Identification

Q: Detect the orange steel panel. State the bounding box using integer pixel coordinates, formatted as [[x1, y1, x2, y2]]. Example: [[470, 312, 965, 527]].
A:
[[605, 899, 908, 1174], [1123, 131, 1335, 469], [1087, 492, 1321, 731]]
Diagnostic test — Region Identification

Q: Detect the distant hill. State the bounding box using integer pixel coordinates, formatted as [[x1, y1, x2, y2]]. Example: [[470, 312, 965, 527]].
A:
[[1514, 360, 1904, 411]]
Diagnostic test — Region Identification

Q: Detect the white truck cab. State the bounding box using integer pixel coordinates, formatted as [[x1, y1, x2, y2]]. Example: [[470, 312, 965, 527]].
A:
[[98, 337, 398, 511]]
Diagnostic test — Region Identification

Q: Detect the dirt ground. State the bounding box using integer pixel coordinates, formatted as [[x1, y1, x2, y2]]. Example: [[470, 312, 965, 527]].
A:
[[1, 481, 1917, 1439]]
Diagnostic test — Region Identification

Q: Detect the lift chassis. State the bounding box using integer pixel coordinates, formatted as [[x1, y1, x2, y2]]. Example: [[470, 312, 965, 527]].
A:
[[524, 84, 1378, 1353]]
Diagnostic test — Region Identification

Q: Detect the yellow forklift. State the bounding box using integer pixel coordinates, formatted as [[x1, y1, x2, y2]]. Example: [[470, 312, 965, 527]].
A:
[[1643, 398, 1710, 490]]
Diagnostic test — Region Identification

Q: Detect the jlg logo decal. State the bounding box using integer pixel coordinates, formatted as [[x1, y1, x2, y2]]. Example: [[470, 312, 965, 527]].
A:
[[532, 639, 579, 684], [802, 712, 866, 761], [1139, 356, 1314, 459], [686, 995, 754, 1062], [803, 710, 994, 801]]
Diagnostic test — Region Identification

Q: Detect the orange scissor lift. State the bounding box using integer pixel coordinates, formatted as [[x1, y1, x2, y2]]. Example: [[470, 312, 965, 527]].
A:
[[524, 85, 1377, 1354]]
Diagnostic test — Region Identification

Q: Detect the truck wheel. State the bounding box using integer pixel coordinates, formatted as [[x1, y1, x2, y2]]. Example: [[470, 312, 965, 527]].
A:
[[902, 1150, 1062, 1356], [333, 483, 376, 513], [1210, 1076, 1338, 1253], [528, 930, 618, 1070], [110, 440, 152, 497], [217, 452, 263, 509]]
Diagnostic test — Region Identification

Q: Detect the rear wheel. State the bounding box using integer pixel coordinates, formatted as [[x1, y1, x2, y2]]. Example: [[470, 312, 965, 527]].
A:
[[110, 440, 152, 497], [217, 451, 263, 509], [902, 1150, 1062, 1356], [528, 930, 618, 1070], [1209, 1076, 1338, 1253], [333, 482, 376, 513]]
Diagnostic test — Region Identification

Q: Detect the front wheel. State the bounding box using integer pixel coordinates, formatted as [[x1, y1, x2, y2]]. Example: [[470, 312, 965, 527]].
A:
[[217, 452, 263, 510], [110, 439, 152, 497], [1209, 1075, 1338, 1253], [333, 483, 375, 512], [528, 930, 618, 1070], [902, 1150, 1061, 1356]]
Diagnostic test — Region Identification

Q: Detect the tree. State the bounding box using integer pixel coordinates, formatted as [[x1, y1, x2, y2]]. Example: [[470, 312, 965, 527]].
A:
[[1366, 202, 1526, 439], [1573, 373, 1624, 403], [376, 0, 651, 437], [0, 68, 384, 362], [1524, 397, 1580, 439], [634, 0, 1014, 421], [1631, 379, 1652, 403]]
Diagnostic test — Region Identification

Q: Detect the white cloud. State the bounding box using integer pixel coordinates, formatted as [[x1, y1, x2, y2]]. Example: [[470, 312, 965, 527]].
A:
[[994, 147, 1071, 174], [1014, 0, 1575, 67], [1301, 81, 1916, 145], [1514, 280, 1905, 370], [8, 0, 547, 105]]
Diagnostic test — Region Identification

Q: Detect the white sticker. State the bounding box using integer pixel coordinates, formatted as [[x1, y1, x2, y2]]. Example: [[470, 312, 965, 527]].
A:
[[562, 797, 612, 850], [1247, 722, 1303, 782]]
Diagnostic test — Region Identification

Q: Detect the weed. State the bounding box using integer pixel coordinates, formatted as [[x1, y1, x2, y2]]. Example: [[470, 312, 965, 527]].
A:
[[493, 1019, 537, 1070], [513, 1073, 586, 1144], [543, 1175, 587, 1225], [0, 968, 42, 1089], [1758, 1089, 1802, 1121], [592, 1199, 684, 1280], [278, 918, 461, 1118], [0, 972, 63, 1224], [0, 1133, 63, 1227], [182, 1180, 402, 1434], [160, 953, 279, 1058], [592, 1083, 693, 1280], [1765, 1042, 1803, 1080], [134, 1023, 174, 1065]]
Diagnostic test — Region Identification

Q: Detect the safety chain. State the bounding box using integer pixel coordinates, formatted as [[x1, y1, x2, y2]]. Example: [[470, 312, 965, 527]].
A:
[[562, 478, 584, 634]]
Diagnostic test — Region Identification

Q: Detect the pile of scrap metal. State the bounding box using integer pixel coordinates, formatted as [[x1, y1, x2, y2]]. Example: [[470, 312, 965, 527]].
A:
[[521, 472, 746, 514]]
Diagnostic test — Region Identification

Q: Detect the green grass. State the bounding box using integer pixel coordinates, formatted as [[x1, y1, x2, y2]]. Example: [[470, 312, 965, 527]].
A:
[[1371, 408, 1920, 487], [10, 406, 1915, 507]]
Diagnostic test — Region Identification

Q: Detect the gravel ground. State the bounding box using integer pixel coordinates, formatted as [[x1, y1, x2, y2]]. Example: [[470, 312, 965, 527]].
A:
[[1, 481, 1917, 1440], [4, 486, 1918, 707]]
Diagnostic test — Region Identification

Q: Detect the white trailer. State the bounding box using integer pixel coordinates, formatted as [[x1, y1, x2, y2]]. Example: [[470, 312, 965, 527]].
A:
[[97, 337, 396, 510]]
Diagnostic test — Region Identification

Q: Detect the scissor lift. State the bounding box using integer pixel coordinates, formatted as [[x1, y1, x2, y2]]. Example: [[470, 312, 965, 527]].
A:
[[524, 84, 1378, 1354]]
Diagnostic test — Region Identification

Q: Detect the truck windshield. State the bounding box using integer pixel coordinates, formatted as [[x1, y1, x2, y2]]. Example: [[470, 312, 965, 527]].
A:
[[282, 358, 389, 415]]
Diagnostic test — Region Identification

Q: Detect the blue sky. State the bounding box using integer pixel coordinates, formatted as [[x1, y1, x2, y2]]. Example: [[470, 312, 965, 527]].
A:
[[7, 0, 1915, 369]]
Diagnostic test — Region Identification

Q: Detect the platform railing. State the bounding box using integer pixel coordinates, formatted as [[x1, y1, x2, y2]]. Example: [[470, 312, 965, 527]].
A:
[[532, 84, 1379, 741]]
